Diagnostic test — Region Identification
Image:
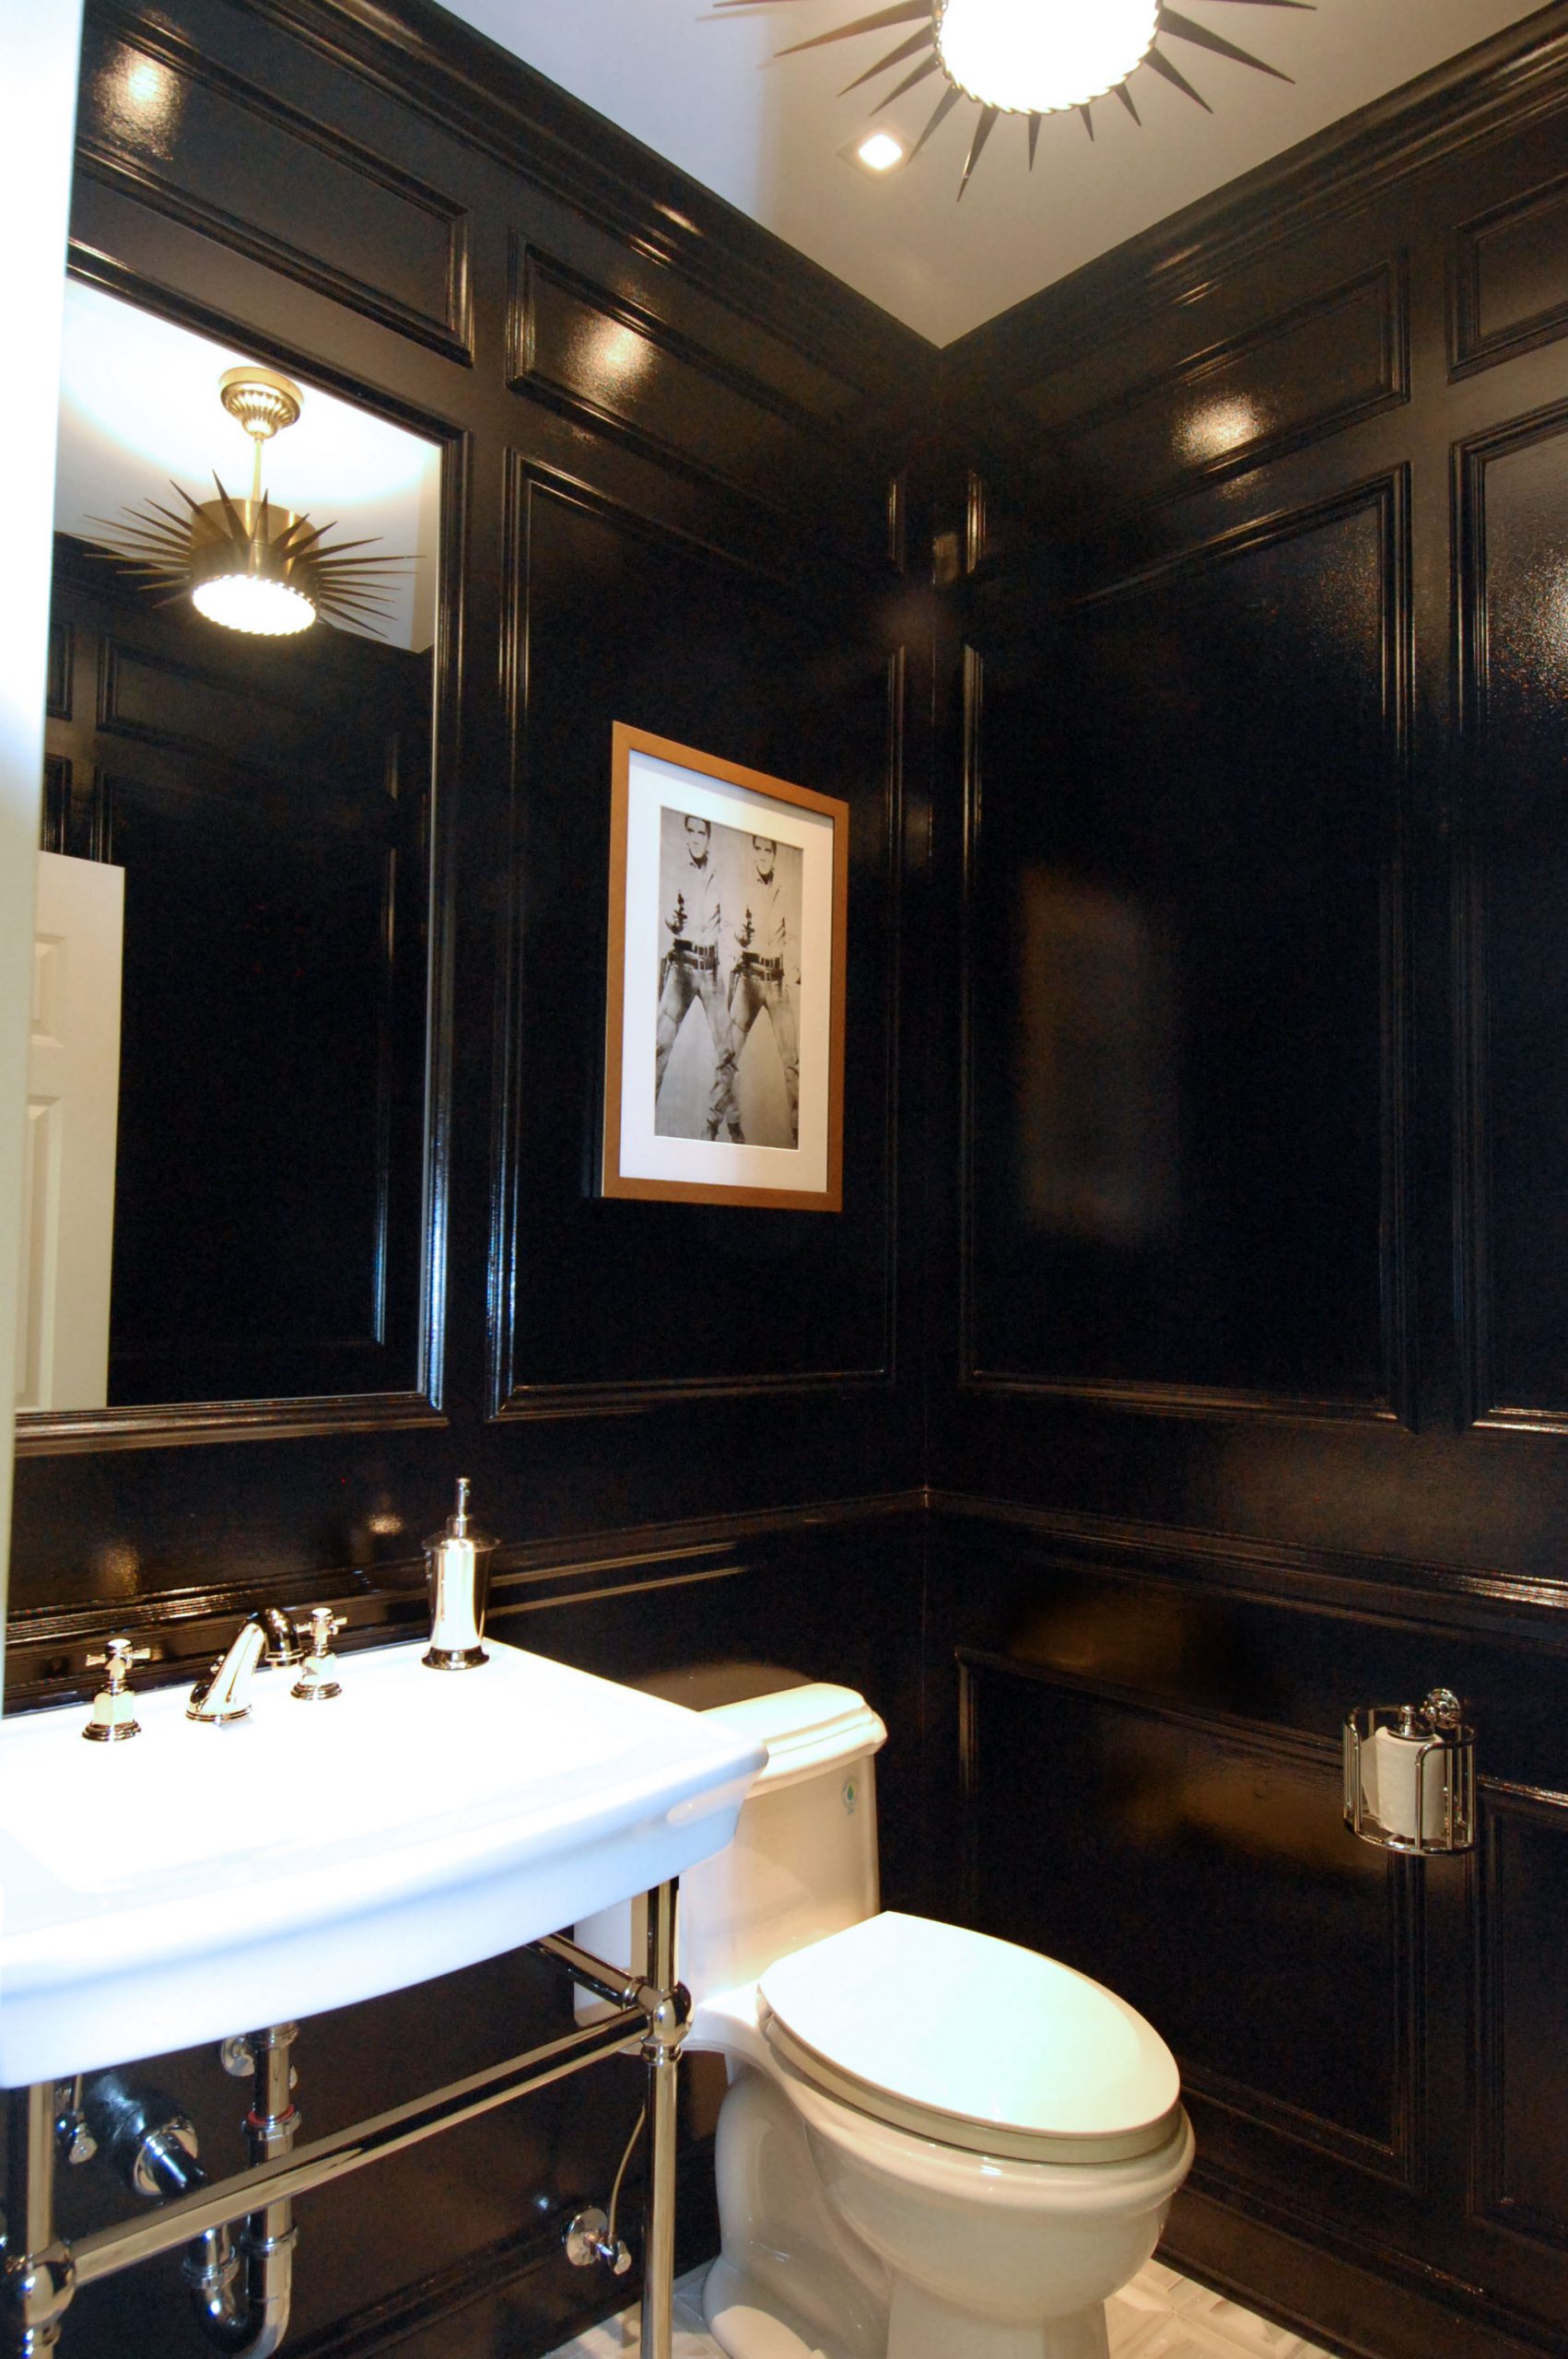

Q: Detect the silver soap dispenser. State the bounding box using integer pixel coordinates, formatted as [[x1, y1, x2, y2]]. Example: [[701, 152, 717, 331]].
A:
[[421, 1478, 497, 1671]]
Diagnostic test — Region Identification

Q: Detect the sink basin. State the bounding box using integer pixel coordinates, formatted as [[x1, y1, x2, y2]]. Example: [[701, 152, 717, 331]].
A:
[[0, 1637, 765, 2086]]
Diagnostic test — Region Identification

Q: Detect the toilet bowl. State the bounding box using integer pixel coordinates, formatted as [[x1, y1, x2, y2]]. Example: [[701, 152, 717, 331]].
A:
[[578, 1673, 1193, 2359]]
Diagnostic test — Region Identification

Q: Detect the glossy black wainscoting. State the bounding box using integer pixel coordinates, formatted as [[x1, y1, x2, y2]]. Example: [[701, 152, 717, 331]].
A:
[[928, 10, 1568, 2355], [6, 1, 934, 2354]]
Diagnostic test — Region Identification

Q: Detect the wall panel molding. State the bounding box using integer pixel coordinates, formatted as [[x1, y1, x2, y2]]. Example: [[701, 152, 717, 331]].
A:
[[240, 0, 928, 406], [12, 1389, 447, 1460], [957, 475, 1412, 1425], [1, 1488, 923, 1708], [1474, 1782, 1568, 2252], [1451, 169, 1568, 379], [508, 243, 883, 556], [78, 1, 474, 361], [40, 757, 73, 856], [1027, 259, 1409, 518], [46, 619, 73, 719], [284, 2136, 719, 2359], [929, 1489, 1568, 1636], [490, 456, 902, 1421], [1455, 396, 1568, 1433], [957, 1647, 1422, 2182], [1166, 2169, 1556, 2359]]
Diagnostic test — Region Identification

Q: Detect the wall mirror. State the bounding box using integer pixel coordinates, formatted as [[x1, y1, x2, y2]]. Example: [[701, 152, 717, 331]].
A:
[[18, 272, 448, 1452]]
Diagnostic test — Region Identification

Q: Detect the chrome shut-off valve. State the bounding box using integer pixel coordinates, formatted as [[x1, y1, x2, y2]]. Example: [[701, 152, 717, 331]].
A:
[[422, 1477, 497, 1671], [564, 2207, 633, 2277], [564, 2101, 644, 2282]]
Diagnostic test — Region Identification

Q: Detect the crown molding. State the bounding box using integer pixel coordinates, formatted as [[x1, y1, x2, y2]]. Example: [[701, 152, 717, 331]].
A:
[[235, 0, 935, 395], [942, 0, 1568, 392]]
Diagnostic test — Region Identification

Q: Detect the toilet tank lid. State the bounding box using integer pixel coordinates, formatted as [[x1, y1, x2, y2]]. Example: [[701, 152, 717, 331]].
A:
[[702, 1682, 886, 1790]]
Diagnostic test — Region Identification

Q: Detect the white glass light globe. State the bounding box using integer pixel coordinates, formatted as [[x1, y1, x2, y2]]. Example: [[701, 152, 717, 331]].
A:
[[191, 573, 316, 637], [934, 0, 1160, 114]]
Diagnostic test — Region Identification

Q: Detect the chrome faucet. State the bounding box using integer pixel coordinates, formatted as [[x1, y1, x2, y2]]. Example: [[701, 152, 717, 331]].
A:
[[187, 1607, 303, 1724]]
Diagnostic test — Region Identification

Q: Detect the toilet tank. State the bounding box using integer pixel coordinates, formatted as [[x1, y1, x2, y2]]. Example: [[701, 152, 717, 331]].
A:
[[574, 1672, 886, 2007], [679, 1680, 887, 2003]]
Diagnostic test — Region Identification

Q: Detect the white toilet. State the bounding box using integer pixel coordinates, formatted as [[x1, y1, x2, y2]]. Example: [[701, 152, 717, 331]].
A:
[[586, 1673, 1193, 2359]]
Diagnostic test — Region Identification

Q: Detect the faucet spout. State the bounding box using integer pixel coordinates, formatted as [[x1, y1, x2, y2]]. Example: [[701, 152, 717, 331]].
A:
[[187, 1609, 302, 1725]]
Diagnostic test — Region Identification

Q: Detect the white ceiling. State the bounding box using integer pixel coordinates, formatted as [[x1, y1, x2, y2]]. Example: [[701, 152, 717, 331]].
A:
[[439, 0, 1542, 345], [55, 281, 442, 650]]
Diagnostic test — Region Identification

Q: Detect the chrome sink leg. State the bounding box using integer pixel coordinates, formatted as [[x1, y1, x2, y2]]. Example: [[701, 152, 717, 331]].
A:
[[1, 2084, 76, 2354], [639, 1880, 688, 2359]]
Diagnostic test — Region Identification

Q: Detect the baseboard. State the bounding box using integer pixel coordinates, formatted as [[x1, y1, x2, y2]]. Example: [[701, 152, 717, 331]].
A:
[[286, 2139, 719, 2359], [1164, 2178, 1559, 2359]]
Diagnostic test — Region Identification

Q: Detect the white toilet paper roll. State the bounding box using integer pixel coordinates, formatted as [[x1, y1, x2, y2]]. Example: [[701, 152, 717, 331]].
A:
[[1371, 1727, 1450, 1843]]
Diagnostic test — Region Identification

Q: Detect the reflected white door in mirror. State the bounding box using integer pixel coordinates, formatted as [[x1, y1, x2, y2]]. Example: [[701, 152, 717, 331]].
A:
[[18, 851, 123, 1412]]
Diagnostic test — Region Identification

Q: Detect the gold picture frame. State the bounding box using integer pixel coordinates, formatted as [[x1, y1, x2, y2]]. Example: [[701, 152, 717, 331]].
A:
[[603, 722, 848, 1210]]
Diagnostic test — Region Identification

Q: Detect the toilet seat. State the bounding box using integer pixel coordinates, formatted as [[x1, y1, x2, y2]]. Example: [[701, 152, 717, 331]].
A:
[[756, 1912, 1182, 2165]]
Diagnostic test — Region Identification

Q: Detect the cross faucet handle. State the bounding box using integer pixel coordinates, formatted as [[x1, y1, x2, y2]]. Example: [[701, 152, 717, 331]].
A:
[[86, 1637, 152, 1682], [291, 1606, 347, 1703], [83, 1637, 152, 1743], [302, 1607, 346, 1655]]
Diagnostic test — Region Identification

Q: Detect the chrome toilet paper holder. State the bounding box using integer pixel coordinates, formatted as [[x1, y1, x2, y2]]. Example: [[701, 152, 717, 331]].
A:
[[1343, 1688, 1477, 1856]]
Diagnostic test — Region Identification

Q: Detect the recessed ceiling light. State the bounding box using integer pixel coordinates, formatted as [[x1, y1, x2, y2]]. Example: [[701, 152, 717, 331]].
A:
[[855, 130, 905, 174]]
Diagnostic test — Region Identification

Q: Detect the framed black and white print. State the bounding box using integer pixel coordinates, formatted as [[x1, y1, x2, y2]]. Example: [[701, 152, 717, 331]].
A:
[[603, 722, 847, 1210]]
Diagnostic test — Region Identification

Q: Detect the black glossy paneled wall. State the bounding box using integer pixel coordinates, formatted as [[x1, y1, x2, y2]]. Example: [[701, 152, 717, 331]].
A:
[[11, 0, 932, 1613], [930, 11, 1568, 2353], [14, 4, 1568, 2357]]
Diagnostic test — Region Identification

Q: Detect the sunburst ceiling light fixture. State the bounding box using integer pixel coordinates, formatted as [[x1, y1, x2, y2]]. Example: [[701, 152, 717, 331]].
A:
[[717, 0, 1313, 197], [87, 365, 408, 638]]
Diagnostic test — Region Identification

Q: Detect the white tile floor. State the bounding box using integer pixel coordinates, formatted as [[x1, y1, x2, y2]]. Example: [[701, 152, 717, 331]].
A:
[[544, 2258, 1336, 2359]]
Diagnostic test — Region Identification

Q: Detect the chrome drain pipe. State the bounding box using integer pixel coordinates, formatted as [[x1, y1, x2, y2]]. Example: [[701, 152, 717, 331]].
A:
[[64, 2009, 646, 2287], [193, 2025, 298, 2358], [78, 2038, 298, 2359], [5, 2011, 642, 2358]]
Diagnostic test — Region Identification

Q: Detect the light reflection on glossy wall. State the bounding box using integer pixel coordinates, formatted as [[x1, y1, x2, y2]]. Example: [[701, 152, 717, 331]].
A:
[[1015, 869, 1177, 1247]]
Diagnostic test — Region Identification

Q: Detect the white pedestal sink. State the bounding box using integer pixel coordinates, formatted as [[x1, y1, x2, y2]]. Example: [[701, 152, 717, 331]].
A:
[[0, 1636, 766, 2085]]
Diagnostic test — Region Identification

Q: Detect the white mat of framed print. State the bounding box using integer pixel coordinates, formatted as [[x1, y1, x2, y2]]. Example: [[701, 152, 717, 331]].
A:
[[603, 722, 847, 1210]]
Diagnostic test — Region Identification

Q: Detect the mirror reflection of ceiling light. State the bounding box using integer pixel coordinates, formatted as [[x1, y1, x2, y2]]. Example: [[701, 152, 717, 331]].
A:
[[86, 366, 409, 640], [720, 0, 1312, 196]]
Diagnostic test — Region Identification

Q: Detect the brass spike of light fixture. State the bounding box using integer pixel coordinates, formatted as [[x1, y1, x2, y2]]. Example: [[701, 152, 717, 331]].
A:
[[86, 363, 411, 639], [715, 0, 1313, 196]]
